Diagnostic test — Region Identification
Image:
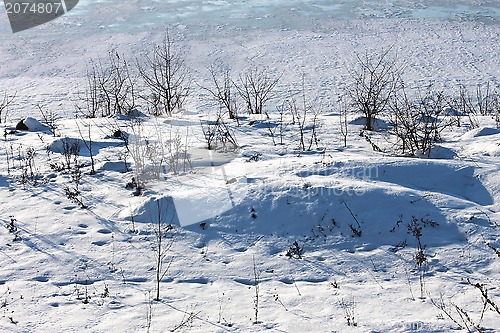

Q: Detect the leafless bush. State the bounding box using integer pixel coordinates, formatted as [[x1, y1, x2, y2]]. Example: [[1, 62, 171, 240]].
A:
[[75, 119, 96, 175], [164, 128, 191, 175], [80, 51, 137, 118], [0, 92, 16, 124], [234, 66, 281, 115], [447, 83, 499, 129], [430, 281, 500, 333], [202, 64, 240, 120], [127, 120, 191, 188], [285, 83, 322, 151], [201, 111, 238, 151], [339, 298, 357, 327], [285, 241, 303, 259], [407, 218, 427, 299], [18, 146, 41, 186], [448, 85, 480, 128], [348, 49, 403, 131], [38, 104, 61, 137], [389, 88, 452, 157], [127, 119, 151, 188], [473, 83, 497, 116], [61, 139, 82, 172], [265, 102, 290, 146], [137, 33, 191, 116]]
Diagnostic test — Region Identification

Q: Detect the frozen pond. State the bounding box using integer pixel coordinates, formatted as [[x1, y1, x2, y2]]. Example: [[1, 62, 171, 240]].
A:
[[0, 0, 498, 119], [69, 0, 499, 31]]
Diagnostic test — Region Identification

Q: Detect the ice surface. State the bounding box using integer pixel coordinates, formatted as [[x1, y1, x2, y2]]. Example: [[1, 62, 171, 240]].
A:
[[67, 0, 499, 28]]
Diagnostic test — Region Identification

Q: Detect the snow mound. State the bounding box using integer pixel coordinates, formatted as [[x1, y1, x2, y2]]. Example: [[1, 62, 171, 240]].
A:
[[114, 109, 148, 120], [120, 196, 178, 224], [428, 145, 457, 160], [98, 161, 130, 173], [462, 127, 500, 140], [48, 137, 84, 154], [349, 117, 389, 129], [19, 117, 49, 131]]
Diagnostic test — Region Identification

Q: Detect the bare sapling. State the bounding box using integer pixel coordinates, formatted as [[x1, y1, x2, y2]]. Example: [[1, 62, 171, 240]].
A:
[[75, 119, 96, 175], [252, 255, 261, 324], [38, 104, 61, 137], [234, 66, 281, 115], [0, 91, 15, 124], [202, 64, 240, 120], [339, 96, 349, 148], [151, 199, 174, 301], [201, 110, 238, 151], [81, 51, 137, 118], [137, 32, 191, 116]]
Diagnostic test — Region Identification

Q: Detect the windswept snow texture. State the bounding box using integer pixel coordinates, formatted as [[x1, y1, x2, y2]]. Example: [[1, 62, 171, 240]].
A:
[[0, 1, 500, 333]]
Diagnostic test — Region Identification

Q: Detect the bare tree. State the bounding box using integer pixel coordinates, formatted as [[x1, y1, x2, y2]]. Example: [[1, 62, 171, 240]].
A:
[[0, 92, 16, 124], [348, 49, 402, 131], [201, 64, 239, 120], [80, 51, 137, 118], [137, 32, 191, 116], [234, 66, 281, 115]]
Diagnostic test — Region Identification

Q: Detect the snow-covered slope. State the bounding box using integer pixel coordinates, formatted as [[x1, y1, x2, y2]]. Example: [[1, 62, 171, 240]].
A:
[[0, 1, 499, 332]]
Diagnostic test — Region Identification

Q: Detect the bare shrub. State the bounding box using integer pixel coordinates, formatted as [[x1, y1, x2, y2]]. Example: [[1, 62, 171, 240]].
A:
[[348, 49, 402, 131], [127, 120, 191, 188], [137, 32, 191, 116], [339, 97, 349, 148], [389, 88, 452, 157], [80, 51, 137, 118], [127, 119, 151, 189], [38, 104, 61, 137], [265, 102, 290, 146], [447, 83, 499, 128], [339, 298, 357, 327], [18, 146, 41, 186], [201, 111, 238, 151], [285, 241, 303, 259], [0, 92, 16, 124], [164, 128, 191, 175], [252, 255, 261, 324], [282, 81, 323, 151], [202, 64, 239, 120], [430, 281, 500, 333], [75, 119, 96, 175], [234, 66, 281, 115]]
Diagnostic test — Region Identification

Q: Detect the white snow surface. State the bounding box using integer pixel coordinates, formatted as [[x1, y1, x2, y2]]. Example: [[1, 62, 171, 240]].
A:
[[0, 1, 499, 333]]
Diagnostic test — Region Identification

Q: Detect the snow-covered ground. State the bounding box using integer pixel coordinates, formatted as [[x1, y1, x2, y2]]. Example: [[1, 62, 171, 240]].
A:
[[0, 1, 499, 332]]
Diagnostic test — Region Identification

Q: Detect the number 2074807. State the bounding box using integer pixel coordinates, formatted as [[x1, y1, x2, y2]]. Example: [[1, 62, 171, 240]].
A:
[[5, 2, 63, 15]]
